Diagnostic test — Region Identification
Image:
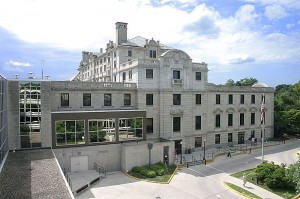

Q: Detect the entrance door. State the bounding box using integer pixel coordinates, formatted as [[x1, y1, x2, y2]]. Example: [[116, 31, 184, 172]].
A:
[[71, 156, 88, 172], [174, 140, 182, 155], [238, 132, 245, 144]]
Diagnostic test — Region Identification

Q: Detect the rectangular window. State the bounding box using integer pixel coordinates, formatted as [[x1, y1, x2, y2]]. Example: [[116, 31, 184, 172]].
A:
[[251, 130, 255, 138], [104, 94, 112, 106], [173, 70, 180, 79], [146, 118, 153, 134], [83, 93, 91, 106], [128, 50, 132, 57], [173, 117, 181, 132], [108, 57, 110, 63], [216, 114, 221, 127], [114, 51, 116, 57], [150, 50, 156, 58], [228, 133, 233, 143], [251, 95, 255, 104], [228, 114, 233, 127], [216, 94, 221, 104], [215, 134, 220, 144], [195, 137, 202, 148], [240, 113, 244, 125], [240, 94, 245, 104], [173, 94, 181, 105], [124, 94, 131, 106], [195, 72, 201, 80], [114, 60, 116, 68], [146, 69, 153, 78], [61, 93, 69, 107], [196, 94, 201, 105], [251, 113, 255, 125], [146, 94, 153, 105], [195, 116, 201, 130], [228, 94, 233, 104], [104, 57, 106, 62], [122, 72, 126, 81], [129, 70, 132, 80]]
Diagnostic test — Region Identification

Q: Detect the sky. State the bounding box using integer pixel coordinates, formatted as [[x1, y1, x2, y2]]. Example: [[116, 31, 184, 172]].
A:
[[0, 0, 299, 87]]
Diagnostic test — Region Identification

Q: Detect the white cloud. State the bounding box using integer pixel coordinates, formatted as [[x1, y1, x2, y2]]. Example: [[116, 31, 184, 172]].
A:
[[264, 4, 288, 20], [235, 4, 258, 24], [8, 60, 31, 67]]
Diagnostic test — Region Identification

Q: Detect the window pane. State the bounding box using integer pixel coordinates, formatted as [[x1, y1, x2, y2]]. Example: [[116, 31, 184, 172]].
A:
[[173, 117, 181, 132], [195, 72, 201, 80], [146, 118, 153, 133], [83, 93, 91, 106], [104, 94, 112, 106], [61, 93, 69, 106], [196, 94, 201, 105], [173, 70, 180, 79], [146, 69, 153, 78], [195, 116, 201, 130], [124, 94, 131, 106], [146, 94, 153, 105], [173, 94, 181, 105]]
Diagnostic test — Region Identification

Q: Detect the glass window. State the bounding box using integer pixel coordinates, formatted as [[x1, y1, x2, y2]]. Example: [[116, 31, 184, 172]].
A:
[[129, 70, 132, 80], [146, 94, 153, 105], [173, 94, 181, 105], [196, 94, 201, 105], [251, 95, 255, 104], [124, 94, 131, 106], [251, 113, 255, 125], [146, 69, 153, 78], [228, 133, 232, 143], [195, 72, 201, 80], [216, 114, 221, 127], [104, 94, 112, 106], [195, 137, 202, 148], [114, 60, 116, 68], [216, 94, 221, 104], [215, 134, 220, 144], [240, 95, 245, 104], [83, 93, 91, 106], [146, 118, 153, 134], [150, 50, 156, 58], [173, 70, 180, 79], [195, 116, 201, 130], [119, 117, 143, 141], [61, 93, 69, 107], [228, 114, 233, 127], [173, 117, 181, 132], [89, 119, 115, 143], [240, 113, 244, 125], [128, 50, 132, 57], [228, 94, 233, 104], [122, 72, 126, 81], [55, 120, 85, 146]]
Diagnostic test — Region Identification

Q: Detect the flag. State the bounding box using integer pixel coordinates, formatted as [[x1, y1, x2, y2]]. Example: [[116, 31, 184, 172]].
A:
[[260, 94, 265, 123]]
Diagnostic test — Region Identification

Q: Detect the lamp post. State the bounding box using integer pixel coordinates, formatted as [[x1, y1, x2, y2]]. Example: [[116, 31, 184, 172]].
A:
[[203, 138, 206, 165], [180, 141, 183, 164]]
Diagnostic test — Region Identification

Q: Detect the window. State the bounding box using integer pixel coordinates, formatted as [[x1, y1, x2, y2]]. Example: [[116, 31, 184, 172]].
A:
[[173, 94, 181, 105], [216, 114, 221, 127], [104, 94, 112, 106], [146, 69, 153, 78], [173, 117, 181, 132], [228, 133, 233, 143], [146, 118, 153, 134], [122, 72, 126, 82], [240, 113, 244, 125], [56, 120, 85, 146], [228, 94, 233, 104], [228, 114, 233, 127], [114, 60, 116, 68], [251, 95, 255, 104], [216, 94, 221, 104], [114, 51, 116, 57], [119, 117, 143, 140], [104, 57, 106, 62], [251, 130, 255, 138], [195, 72, 201, 80], [251, 113, 255, 125], [61, 93, 69, 107], [108, 57, 110, 63], [100, 59, 102, 64], [240, 95, 244, 104], [83, 93, 91, 106], [128, 50, 132, 57], [195, 137, 202, 148], [89, 119, 116, 143], [146, 94, 153, 105], [150, 50, 156, 58], [215, 134, 220, 144], [195, 116, 201, 130], [124, 94, 131, 106], [173, 70, 180, 79], [129, 70, 132, 80], [196, 94, 201, 105]]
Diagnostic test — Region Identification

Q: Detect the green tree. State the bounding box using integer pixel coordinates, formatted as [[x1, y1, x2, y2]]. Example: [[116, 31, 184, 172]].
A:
[[225, 79, 235, 86], [224, 77, 258, 86], [286, 157, 300, 193]]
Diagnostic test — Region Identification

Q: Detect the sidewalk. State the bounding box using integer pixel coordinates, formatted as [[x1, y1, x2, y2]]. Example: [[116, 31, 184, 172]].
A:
[[224, 175, 284, 199]]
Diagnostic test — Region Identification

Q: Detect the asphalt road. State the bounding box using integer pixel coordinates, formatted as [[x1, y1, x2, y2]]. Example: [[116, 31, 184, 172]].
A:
[[77, 139, 300, 199]]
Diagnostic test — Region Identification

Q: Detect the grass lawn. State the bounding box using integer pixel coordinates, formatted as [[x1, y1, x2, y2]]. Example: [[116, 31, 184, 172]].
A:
[[224, 182, 262, 199], [127, 164, 177, 183], [231, 169, 297, 199]]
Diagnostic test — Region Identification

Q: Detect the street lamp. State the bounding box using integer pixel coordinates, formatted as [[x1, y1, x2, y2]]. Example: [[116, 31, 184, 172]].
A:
[[203, 138, 206, 165], [180, 141, 183, 164]]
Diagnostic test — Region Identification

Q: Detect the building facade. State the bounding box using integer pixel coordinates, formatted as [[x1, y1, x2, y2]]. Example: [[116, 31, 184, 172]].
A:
[[0, 75, 8, 172], [3, 22, 274, 173]]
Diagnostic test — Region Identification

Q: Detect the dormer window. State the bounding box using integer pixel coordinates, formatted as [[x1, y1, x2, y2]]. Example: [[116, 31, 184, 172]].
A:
[[128, 50, 132, 57], [149, 50, 156, 58], [173, 70, 180, 79]]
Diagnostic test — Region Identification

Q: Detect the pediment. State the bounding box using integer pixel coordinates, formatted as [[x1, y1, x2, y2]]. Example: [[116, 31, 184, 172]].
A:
[[226, 107, 236, 113], [213, 108, 223, 114], [170, 108, 184, 116], [249, 107, 258, 112], [238, 107, 247, 112]]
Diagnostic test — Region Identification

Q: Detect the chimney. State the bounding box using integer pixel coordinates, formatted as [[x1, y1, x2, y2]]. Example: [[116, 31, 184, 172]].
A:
[[116, 22, 128, 45], [100, 48, 103, 54]]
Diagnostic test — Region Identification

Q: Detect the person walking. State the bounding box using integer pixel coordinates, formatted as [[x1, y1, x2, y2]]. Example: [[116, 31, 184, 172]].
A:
[[227, 149, 231, 158], [242, 174, 246, 187]]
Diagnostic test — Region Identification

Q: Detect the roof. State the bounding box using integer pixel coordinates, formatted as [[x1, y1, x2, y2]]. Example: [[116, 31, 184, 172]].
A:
[[121, 36, 173, 49], [252, 82, 269, 88]]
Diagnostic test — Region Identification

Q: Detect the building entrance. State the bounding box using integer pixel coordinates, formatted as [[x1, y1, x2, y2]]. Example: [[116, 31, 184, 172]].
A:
[[238, 132, 245, 144]]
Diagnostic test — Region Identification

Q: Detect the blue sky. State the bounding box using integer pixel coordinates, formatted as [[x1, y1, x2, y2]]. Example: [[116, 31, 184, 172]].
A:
[[0, 0, 299, 87]]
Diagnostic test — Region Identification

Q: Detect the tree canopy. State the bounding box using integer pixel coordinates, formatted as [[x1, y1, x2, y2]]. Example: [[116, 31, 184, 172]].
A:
[[225, 78, 258, 86]]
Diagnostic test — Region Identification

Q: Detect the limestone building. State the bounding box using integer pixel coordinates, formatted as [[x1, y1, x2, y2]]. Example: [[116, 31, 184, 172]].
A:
[[3, 22, 274, 173]]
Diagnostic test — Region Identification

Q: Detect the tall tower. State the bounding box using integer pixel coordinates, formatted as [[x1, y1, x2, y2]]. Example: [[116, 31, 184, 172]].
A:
[[116, 22, 128, 45]]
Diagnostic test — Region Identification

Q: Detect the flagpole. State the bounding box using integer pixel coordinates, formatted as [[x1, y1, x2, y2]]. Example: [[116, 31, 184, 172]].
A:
[[261, 93, 265, 161]]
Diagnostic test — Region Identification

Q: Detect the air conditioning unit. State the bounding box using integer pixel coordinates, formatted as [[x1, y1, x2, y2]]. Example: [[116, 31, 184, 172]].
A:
[[173, 79, 183, 84]]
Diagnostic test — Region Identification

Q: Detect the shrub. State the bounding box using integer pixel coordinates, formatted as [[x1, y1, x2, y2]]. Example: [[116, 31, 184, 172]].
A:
[[140, 168, 156, 178], [132, 166, 142, 174]]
